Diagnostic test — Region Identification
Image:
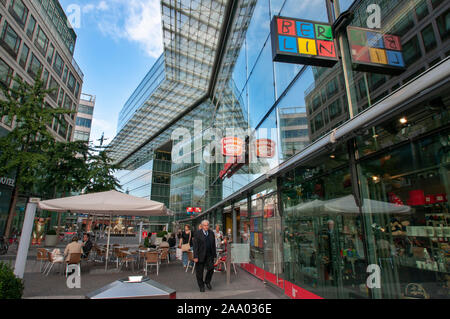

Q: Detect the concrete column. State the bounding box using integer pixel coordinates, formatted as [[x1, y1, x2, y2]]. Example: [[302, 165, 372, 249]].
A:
[[14, 202, 37, 279], [232, 208, 237, 243]]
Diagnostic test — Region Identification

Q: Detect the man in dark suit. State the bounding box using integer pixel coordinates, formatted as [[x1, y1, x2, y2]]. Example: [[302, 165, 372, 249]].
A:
[[193, 220, 216, 292]]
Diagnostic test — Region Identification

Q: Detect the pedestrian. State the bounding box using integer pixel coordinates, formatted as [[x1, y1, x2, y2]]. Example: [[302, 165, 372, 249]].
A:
[[193, 220, 216, 292], [178, 225, 193, 268], [213, 224, 223, 250]]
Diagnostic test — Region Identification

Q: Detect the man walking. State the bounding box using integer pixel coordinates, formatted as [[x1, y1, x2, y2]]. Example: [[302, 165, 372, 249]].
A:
[[193, 220, 216, 292]]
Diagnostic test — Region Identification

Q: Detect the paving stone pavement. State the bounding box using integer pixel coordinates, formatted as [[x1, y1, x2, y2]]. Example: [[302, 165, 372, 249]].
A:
[[2, 236, 288, 299], [22, 260, 288, 299]]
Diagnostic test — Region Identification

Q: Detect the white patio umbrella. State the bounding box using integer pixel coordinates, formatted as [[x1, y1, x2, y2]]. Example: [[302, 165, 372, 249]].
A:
[[324, 194, 411, 214], [284, 199, 324, 216], [37, 190, 170, 271]]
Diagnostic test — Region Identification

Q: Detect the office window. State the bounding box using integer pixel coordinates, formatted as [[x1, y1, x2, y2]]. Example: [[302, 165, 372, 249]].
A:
[[76, 117, 92, 128], [10, 0, 28, 27], [74, 82, 80, 98], [78, 104, 94, 115], [27, 53, 42, 78], [314, 113, 324, 131], [326, 77, 338, 99], [415, 0, 429, 21], [62, 65, 68, 83], [18, 43, 29, 68], [26, 14, 35, 39], [329, 98, 342, 121], [67, 72, 75, 93], [63, 94, 72, 110], [58, 118, 67, 139], [323, 108, 329, 125], [391, 12, 414, 36], [0, 57, 13, 87], [42, 68, 49, 88], [46, 43, 54, 64], [53, 52, 63, 76], [57, 89, 64, 107], [369, 73, 386, 92], [421, 24, 437, 53], [35, 26, 49, 55], [1, 22, 21, 58], [48, 76, 59, 101], [403, 35, 422, 66], [436, 9, 450, 42], [74, 130, 90, 141]]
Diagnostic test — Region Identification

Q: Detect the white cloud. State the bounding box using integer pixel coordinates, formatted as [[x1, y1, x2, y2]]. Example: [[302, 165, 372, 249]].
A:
[[83, 0, 163, 58]]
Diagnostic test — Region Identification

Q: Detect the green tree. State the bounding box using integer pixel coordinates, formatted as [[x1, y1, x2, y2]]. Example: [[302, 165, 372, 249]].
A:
[[85, 148, 120, 193], [37, 140, 91, 234], [0, 71, 72, 238]]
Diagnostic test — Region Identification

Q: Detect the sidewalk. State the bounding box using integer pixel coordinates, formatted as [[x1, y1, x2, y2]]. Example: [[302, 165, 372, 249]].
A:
[[10, 247, 287, 299]]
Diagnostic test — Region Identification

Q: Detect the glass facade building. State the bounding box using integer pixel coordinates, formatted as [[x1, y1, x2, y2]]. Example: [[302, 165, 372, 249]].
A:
[[109, 0, 450, 299]]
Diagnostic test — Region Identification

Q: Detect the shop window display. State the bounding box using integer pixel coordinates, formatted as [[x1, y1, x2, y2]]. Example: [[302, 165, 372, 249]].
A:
[[249, 196, 264, 270], [281, 146, 370, 299], [357, 98, 450, 299]]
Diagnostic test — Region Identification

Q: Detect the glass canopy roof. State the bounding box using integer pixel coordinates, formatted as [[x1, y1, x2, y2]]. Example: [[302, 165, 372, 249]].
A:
[[108, 0, 229, 163]]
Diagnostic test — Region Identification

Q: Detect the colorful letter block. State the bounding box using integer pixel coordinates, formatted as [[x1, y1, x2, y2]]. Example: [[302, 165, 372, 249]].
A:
[[347, 26, 406, 73], [272, 16, 338, 67], [279, 36, 298, 53]]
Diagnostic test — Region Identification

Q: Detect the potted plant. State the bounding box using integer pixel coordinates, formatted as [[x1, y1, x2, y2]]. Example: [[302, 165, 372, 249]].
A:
[[0, 262, 24, 299], [44, 229, 58, 247], [144, 236, 150, 248]]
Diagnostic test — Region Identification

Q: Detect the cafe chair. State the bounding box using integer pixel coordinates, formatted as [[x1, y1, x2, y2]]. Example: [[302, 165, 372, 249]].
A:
[[36, 248, 48, 272], [65, 253, 82, 278], [160, 248, 170, 265], [44, 251, 64, 276], [144, 251, 160, 276], [117, 250, 135, 271], [186, 251, 196, 274]]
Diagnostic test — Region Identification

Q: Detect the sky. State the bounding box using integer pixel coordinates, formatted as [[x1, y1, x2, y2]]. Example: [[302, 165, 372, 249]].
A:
[[59, 0, 164, 147]]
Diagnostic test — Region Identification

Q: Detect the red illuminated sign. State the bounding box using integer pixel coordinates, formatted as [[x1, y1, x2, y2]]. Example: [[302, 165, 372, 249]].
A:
[[194, 207, 202, 213], [186, 207, 194, 213], [255, 139, 276, 158], [222, 137, 244, 157]]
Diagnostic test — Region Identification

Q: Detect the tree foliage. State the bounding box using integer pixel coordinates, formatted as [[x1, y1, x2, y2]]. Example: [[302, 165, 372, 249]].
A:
[[0, 71, 72, 193]]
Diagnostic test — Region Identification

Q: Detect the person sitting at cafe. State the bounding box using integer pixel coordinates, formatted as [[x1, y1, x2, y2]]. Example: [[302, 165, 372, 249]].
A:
[[160, 236, 170, 248], [64, 236, 83, 262], [82, 233, 93, 258], [168, 233, 176, 248]]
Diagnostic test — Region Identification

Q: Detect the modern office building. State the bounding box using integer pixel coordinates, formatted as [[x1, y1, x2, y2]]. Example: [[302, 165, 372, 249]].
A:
[[109, 0, 450, 299], [74, 93, 95, 143], [0, 0, 84, 235], [278, 107, 310, 158]]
